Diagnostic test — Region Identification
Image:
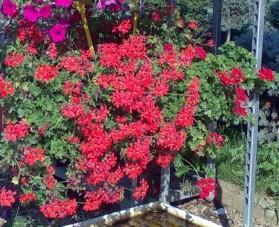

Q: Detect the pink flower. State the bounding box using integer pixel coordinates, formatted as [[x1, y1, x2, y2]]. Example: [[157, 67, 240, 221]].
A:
[[23, 5, 40, 23], [55, 0, 73, 8], [39, 4, 52, 19], [1, 0, 17, 17], [48, 23, 68, 43]]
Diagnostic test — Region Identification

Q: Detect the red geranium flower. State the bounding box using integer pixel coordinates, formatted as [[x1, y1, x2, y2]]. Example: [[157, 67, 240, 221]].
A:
[[0, 188, 16, 207], [46, 43, 58, 59], [194, 46, 207, 60], [23, 147, 45, 165], [26, 45, 38, 55], [133, 178, 149, 200], [4, 52, 25, 68], [40, 199, 77, 219], [233, 87, 248, 117], [157, 123, 186, 151], [258, 67, 275, 81], [83, 189, 104, 211], [3, 121, 29, 142], [34, 64, 58, 82], [206, 132, 224, 148], [112, 19, 132, 34], [43, 175, 57, 190], [19, 193, 36, 204], [196, 178, 216, 200], [60, 55, 93, 77], [0, 74, 14, 99], [61, 103, 83, 119]]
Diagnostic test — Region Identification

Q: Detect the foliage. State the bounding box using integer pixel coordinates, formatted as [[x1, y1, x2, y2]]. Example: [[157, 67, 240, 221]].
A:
[[176, 0, 211, 26], [234, 30, 279, 72], [258, 100, 279, 144], [221, 0, 252, 32], [217, 128, 279, 221], [267, 1, 279, 30]]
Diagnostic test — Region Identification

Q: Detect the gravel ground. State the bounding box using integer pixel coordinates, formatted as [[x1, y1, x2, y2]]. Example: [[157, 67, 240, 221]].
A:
[[178, 199, 277, 227]]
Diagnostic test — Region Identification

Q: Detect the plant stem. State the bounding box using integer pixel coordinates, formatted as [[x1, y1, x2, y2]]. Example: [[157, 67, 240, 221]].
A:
[[182, 157, 200, 178]]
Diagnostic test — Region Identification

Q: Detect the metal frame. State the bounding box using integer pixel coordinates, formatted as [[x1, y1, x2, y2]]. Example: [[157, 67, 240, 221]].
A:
[[244, 0, 265, 226], [212, 0, 222, 54], [64, 202, 221, 227], [0, 0, 267, 225]]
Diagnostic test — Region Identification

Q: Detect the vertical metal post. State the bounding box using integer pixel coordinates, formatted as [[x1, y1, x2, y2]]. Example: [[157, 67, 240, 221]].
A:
[[131, 178, 138, 206], [244, 1, 265, 226], [212, 0, 222, 54], [139, 0, 145, 15], [167, 0, 176, 23], [160, 166, 170, 203]]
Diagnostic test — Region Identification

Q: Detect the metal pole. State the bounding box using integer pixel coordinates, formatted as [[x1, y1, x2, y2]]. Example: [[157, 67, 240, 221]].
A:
[[139, 0, 145, 15], [212, 0, 222, 54], [244, 1, 265, 226], [160, 166, 170, 203]]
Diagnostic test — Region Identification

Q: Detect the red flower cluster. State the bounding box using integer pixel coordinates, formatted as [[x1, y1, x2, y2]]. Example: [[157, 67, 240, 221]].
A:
[[258, 67, 275, 81], [156, 123, 186, 167], [158, 43, 206, 69], [3, 121, 29, 142], [216, 68, 249, 116], [0, 74, 14, 99], [133, 178, 149, 201], [17, 19, 44, 46], [157, 123, 186, 151], [4, 52, 25, 68], [46, 43, 58, 59], [175, 77, 201, 128], [0, 188, 16, 207], [26, 44, 38, 55], [34, 64, 58, 82], [40, 199, 77, 219], [83, 189, 104, 211], [23, 147, 45, 165], [112, 19, 132, 34], [196, 178, 216, 200], [233, 87, 248, 117], [180, 45, 207, 66], [61, 103, 84, 119], [83, 187, 123, 211], [57, 36, 209, 212], [217, 68, 246, 86], [63, 81, 83, 96], [206, 132, 224, 148], [43, 174, 57, 190], [19, 192, 36, 204], [59, 54, 93, 77]]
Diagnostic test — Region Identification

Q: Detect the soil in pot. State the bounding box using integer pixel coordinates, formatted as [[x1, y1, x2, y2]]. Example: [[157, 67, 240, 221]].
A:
[[112, 210, 197, 227]]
